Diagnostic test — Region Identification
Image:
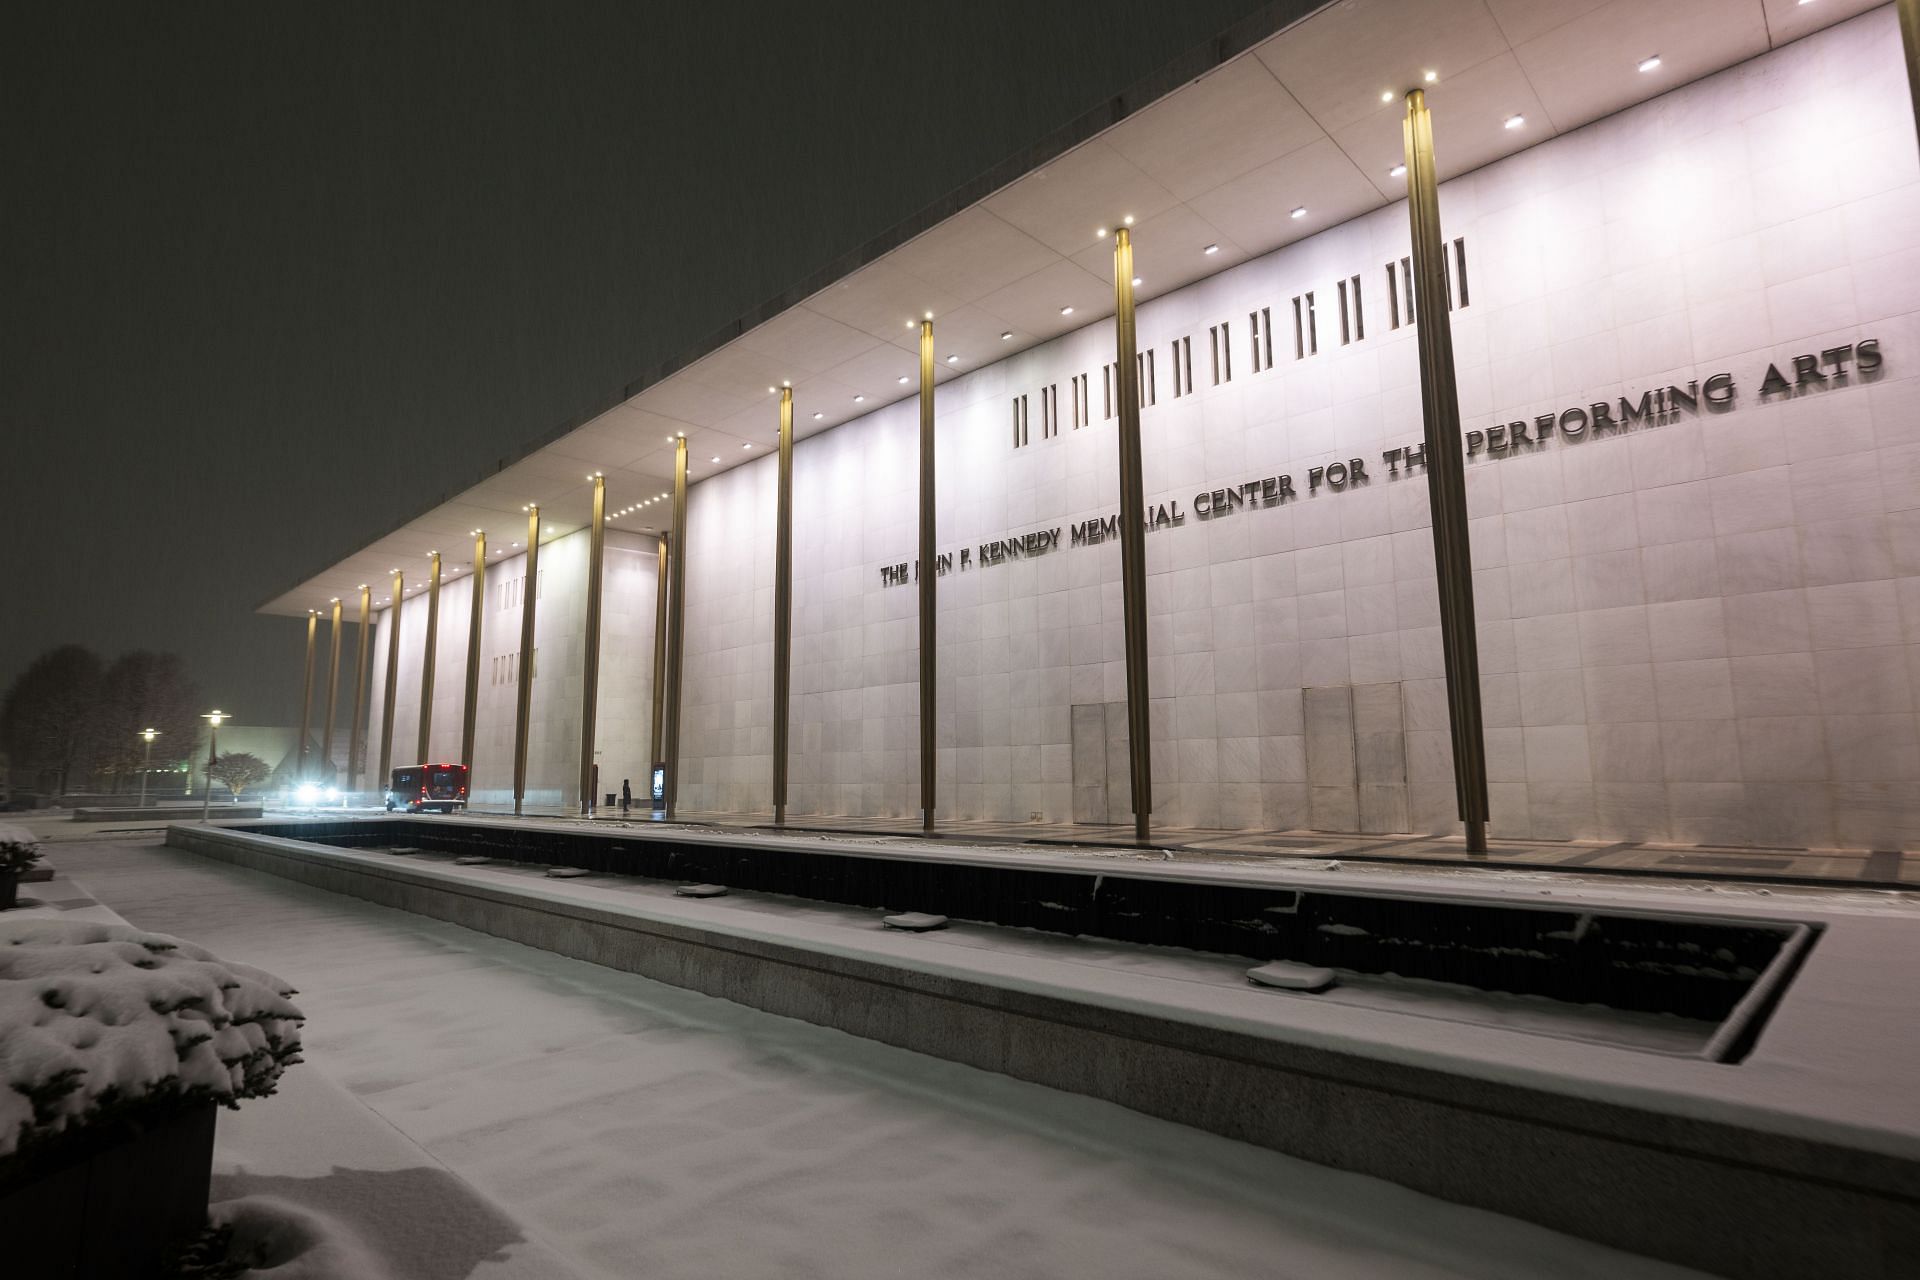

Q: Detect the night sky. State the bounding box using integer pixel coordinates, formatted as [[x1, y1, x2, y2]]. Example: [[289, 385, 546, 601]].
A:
[[5, 1, 1281, 725]]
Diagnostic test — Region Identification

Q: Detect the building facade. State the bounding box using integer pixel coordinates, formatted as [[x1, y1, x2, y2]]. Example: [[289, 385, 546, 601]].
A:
[[304, 6, 1918, 849]]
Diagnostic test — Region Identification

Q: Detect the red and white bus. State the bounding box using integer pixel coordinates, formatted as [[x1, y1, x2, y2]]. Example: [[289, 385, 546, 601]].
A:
[[385, 763, 469, 813]]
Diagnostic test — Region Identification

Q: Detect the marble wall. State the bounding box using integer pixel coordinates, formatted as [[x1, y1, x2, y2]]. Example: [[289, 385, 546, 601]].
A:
[[366, 529, 659, 808], [672, 9, 1920, 847]]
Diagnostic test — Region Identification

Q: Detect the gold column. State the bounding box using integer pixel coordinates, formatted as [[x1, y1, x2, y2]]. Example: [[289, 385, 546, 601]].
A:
[[1111, 225, 1153, 844], [461, 531, 486, 773], [416, 550, 442, 763], [297, 611, 317, 781], [348, 585, 371, 792], [1902, 0, 1920, 166], [580, 474, 607, 815], [773, 387, 794, 824], [377, 570, 403, 788], [513, 506, 542, 816], [1405, 88, 1489, 852], [321, 597, 343, 778], [663, 440, 689, 819], [649, 534, 668, 773], [917, 317, 937, 832]]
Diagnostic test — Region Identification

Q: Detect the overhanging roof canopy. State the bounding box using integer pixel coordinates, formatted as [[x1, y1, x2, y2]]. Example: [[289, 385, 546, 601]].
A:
[[262, 0, 1884, 616]]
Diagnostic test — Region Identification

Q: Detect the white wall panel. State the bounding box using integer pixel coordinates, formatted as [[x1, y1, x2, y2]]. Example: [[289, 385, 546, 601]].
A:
[[366, 528, 659, 810]]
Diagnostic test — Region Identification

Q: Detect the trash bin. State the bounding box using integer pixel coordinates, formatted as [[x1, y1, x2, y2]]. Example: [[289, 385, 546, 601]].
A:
[[605, 792, 617, 808]]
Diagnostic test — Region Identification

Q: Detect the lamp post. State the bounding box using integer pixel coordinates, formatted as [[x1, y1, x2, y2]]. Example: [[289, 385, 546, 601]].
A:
[[199, 710, 228, 821], [137, 729, 159, 808]]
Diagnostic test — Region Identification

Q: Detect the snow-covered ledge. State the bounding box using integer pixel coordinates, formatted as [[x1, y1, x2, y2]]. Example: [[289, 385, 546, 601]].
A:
[[166, 819, 1920, 1280]]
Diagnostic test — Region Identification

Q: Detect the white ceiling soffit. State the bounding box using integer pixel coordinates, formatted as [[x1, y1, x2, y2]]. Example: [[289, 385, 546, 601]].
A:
[[262, 0, 1889, 617]]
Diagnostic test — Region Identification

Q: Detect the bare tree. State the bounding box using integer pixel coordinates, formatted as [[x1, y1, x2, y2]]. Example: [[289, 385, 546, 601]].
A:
[[0, 646, 105, 794], [205, 752, 271, 803], [89, 652, 203, 790]]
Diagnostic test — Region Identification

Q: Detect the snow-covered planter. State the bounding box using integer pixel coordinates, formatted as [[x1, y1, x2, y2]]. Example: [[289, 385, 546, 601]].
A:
[[0, 824, 41, 910], [0, 920, 304, 1278]]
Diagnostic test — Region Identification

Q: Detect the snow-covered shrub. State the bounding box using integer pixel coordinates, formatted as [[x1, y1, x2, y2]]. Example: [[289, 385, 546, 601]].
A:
[[0, 824, 41, 875], [0, 920, 303, 1167]]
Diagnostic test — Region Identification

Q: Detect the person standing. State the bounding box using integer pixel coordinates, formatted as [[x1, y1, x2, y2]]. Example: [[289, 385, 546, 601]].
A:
[[620, 778, 631, 816]]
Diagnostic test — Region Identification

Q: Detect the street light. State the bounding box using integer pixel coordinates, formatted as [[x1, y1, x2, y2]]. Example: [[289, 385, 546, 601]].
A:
[[199, 710, 228, 821], [138, 729, 160, 808]]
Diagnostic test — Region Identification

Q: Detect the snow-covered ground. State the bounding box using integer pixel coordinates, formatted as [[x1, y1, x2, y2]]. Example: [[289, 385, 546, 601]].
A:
[[41, 836, 1715, 1280], [209, 1058, 584, 1279]]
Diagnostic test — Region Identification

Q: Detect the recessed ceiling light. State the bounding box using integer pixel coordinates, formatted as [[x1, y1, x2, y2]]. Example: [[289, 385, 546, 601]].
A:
[[1390, 163, 1407, 177], [710, 456, 720, 463], [1000, 331, 1013, 340], [1381, 90, 1394, 103], [1131, 277, 1141, 287], [1505, 114, 1525, 129], [853, 394, 865, 403], [1290, 207, 1307, 219], [897, 375, 910, 384], [946, 354, 959, 364], [1423, 70, 1437, 83], [741, 443, 751, 449], [813, 411, 824, 420], [1122, 215, 1134, 226], [1203, 243, 1219, 255], [1060, 306, 1074, 316], [1638, 54, 1661, 72]]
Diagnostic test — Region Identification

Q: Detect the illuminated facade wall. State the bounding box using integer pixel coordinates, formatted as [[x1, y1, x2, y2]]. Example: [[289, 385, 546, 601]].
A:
[[368, 528, 658, 808], [674, 11, 1920, 846], [360, 11, 1918, 846]]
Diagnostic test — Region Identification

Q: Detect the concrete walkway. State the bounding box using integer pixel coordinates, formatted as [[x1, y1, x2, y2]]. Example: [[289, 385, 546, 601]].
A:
[[403, 805, 1915, 891], [25, 804, 1909, 890], [41, 834, 1710, 1280], [664, 810, 1917, 889]]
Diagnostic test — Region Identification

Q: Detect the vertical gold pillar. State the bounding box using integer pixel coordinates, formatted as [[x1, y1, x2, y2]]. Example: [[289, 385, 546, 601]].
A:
[[461, 531, 486, 773], [1901, 0, 1920, 166], [917, 318, 937, 832], [297, 612, 317, 780], [1111, 226, 1153, 844], [663, 440, 689, 819], [416, 551, 442, 763], [648, 534, 668, 773], [378, 571, 403, 788], [580, 474, 607, 815], [513, 507, 542, 815], [321, 597, 343, 778], [349, 585, 371, 792], [1405, 89, 1489, 852], [773, 387, 794, 824]]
